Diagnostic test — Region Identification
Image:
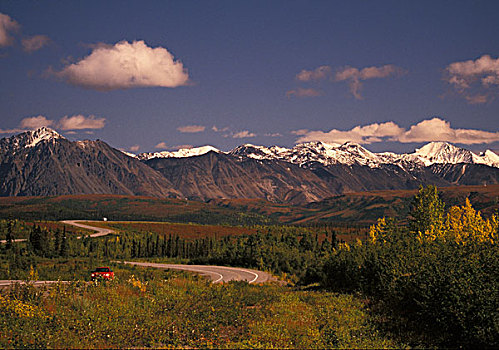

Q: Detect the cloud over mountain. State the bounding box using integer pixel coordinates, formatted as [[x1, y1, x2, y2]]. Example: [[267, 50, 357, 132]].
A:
[[53, 40, 189, 91], [20, 115, 54, 129], [58, 115, 105, 130], [296, 117, 499, 145]]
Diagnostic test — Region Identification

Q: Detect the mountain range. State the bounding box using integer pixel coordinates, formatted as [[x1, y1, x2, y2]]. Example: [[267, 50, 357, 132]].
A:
[[0, 127, 498, 204]]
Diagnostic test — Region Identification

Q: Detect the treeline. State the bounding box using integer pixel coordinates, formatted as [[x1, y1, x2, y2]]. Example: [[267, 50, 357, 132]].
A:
[[1, 222, 337, 282], [321, 185, 498, 348]]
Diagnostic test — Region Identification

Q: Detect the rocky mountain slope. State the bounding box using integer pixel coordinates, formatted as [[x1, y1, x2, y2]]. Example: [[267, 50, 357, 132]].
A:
[[1, 128, 498, 204], [0, 128, 181, 198]]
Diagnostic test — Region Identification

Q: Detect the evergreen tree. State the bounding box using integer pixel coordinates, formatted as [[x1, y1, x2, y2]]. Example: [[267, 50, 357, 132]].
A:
[[60, 227, 68, 257]]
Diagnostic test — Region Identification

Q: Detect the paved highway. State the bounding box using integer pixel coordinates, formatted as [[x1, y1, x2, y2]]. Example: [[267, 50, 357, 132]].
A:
[[60, 220, 116, 238], [0, 220, 114, 244], [0, 220, 276, 284], [62, 221, 277, 283], [120, 261, 275, 283]]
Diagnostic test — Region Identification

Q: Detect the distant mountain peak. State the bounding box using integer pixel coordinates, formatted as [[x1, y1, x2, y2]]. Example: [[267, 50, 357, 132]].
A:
[[138, 145, 220, 161], [24, 127, 63, 147]]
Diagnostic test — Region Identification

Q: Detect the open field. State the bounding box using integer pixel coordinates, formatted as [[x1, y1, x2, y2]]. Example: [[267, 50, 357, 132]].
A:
[[1, 185, 497, 226]]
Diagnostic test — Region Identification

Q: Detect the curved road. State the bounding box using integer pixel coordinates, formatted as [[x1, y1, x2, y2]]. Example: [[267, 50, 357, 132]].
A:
[[120, 261, 274, 284], [1, 220, 276, 284], [0, 220, 112, 243], [63, 221, 276, 284], [61, 220, 115, 238]]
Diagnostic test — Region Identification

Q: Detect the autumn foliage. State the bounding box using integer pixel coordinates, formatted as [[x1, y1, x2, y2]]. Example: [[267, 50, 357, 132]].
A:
[[324, 186, 498, 347]]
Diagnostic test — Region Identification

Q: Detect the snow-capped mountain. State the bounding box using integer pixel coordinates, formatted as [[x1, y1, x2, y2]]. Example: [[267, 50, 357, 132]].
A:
[[138, 145, 220, 161], [1, 127, 498, 203], [229, 141, 499, 169], [0, 127, 63, 152]]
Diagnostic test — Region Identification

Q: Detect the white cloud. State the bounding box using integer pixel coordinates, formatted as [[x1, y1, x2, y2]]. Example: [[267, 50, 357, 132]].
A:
[[130, 145, 140, 152], [22, 34, 50, 53], [52, 40, 189, 91], [265, 132, 282, 137], [58, 115, 106, 130], [212, 126, 229, 132], [155, 142, 168, 149], [0, 13, 19, 47], [445, 54, 499, 104], [296, 121, 404, 144], [20, 115, 54, 129], [296, 66, 332, 82], [232, 130, 257, 138], [286, 88, 322, 98], [335, 64, 404, 99], [296, 117, 499, 145], [177, 125, 205, 133], [397, 118, 499, 144]]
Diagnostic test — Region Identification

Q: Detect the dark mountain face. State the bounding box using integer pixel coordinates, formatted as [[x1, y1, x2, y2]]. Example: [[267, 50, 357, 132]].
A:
[[0, 136, 181, 198], [1, 128, 499, 205], [145, 151, 335, 205], [428, 163, 499, 186]]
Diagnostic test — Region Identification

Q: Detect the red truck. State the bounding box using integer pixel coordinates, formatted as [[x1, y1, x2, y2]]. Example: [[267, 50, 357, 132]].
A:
[[91, 267, 115, 281]]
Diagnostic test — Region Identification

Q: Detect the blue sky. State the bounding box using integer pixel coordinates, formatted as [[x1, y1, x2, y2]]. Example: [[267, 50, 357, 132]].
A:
[[1, 0, 498, 153]]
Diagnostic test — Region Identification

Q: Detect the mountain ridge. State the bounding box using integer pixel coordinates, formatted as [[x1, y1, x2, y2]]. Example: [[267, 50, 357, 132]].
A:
[[138, 139, 499, 169], [1, 128, 498, 204]]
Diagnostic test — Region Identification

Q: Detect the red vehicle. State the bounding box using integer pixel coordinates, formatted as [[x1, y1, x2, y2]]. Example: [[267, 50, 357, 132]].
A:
[[91, 267, 114, 281]]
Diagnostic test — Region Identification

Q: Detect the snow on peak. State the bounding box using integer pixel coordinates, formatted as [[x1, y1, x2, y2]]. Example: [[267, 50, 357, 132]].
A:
[[24, 127, 63, 148], [411, 141, 475, 166], [138, 145, 220, 160], [0, 127, 64, 152], [227, 141, 499, 169]]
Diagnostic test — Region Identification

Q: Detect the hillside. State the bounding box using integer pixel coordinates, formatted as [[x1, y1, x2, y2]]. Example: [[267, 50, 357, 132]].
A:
[[1, 184, 497, 225]]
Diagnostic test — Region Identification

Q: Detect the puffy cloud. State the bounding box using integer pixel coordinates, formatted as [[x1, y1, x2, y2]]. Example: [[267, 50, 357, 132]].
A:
[[398, 118, 499, 144], [286, 88, 322, 98], [231, 130, 256, 138], [177, 125, 205, 133], [445, 55, 499, 104], [22, 34, 50, 53], [265, 132, 282, 137], [335, 64, 404, 99], [296, 65, 332, 82], [58, 115, 106, 130], [296, 117, 499, 145], [20, 115, 54, 129], [296, 121, 404, 144], [129, 145, 140, 152], [0, 13, 19, 47], [52, 40, 189, 91]]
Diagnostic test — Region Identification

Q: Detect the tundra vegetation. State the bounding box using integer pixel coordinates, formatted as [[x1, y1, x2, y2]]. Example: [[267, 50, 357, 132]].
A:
[[0, 185, 497, 348]]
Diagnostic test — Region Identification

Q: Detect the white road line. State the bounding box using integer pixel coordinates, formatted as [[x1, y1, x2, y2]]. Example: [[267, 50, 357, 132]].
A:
[[206, 265, 260, 283]]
